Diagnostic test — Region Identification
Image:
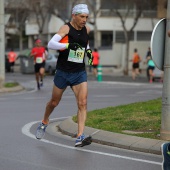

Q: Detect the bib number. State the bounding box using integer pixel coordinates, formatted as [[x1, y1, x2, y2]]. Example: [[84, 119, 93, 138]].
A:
[[67, 48, 85, 63], [36, 57, 43, 63]]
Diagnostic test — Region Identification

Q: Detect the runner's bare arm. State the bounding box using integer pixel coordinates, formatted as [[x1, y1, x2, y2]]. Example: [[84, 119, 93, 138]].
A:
[[57, 25, 69, 38]]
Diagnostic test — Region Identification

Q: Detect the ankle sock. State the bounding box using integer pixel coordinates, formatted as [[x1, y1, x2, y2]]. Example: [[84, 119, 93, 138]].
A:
[[42, 120, 48, 125]]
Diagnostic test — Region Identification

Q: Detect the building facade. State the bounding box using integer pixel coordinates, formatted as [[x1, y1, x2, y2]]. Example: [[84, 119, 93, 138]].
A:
[[6, 0, 167, 73]]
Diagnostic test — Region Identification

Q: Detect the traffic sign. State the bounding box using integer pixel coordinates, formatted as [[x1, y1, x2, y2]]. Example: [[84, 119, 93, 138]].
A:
[[150, 18, 166, 71]]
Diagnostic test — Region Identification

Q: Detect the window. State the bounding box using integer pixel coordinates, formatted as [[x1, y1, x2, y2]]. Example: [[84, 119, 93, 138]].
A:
[[101, 0, 133, 10], [115, 31, 125, 43], [88, 32, 94, 48], [100, 0, 157, 17], [101, 31, 113, 47], [137, 31, 152, 41], [115, 31, 134, 43]]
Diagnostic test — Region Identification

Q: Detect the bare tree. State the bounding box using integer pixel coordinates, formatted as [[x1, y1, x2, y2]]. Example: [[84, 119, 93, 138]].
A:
[[111, 0, 142, 75], [86, 0, 101, 49], [28, 0, 49, 39], [5, 0, 30, 51], [107, 0, 157, 75], [46, 0, 71, 23]]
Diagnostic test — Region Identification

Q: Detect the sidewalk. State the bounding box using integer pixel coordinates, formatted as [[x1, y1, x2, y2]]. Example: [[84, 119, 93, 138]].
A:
[[57, 117, 167, 155]]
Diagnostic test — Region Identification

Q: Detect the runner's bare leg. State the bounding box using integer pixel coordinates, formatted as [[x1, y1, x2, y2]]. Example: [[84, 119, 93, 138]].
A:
[[43, 85, 66, 124], [72, 82, 87, 137]]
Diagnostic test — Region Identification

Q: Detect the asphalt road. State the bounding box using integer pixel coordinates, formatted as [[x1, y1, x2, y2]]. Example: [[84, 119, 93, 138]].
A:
[[0, 72, 163, 170]]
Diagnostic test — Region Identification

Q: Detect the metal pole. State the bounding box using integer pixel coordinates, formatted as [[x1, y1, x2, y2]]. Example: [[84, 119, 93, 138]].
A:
[[160, 0, 170, 140], [0, 0, 5, 88]]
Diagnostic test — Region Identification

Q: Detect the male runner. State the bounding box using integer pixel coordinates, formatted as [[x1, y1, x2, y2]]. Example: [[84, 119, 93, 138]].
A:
[[35, 4, 93, 147], [31, 39, 46, 90]]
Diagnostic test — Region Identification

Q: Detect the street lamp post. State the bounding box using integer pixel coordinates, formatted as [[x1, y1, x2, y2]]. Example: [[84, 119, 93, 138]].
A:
[[0, 0, 5, 88], [161, 0, 170, 140]]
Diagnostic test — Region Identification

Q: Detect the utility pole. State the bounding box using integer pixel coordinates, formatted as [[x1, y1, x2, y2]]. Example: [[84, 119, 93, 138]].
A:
[[161, 0, 170, 140], [0, 0, 5, 88]]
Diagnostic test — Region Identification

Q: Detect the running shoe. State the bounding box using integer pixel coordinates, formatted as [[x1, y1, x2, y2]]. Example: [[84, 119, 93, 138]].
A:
[[75, 134, 92, 147], [161, 143, 170, 170], [35, 122, 48, 140], [40, 80, 43, 87], [37, 82, 40, 90], [149, 79, 153, 83], [75, 134, 85, 147]]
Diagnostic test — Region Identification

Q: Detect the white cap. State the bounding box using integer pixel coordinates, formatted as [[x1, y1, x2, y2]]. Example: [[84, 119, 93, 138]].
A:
[[72, 4, 89, 15]]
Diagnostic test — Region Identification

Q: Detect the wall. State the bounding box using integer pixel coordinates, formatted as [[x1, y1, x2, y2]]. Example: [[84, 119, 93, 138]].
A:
[[25, 16, 159, 34], [96, 41, 150, 72], [98, 43, 123, 66]]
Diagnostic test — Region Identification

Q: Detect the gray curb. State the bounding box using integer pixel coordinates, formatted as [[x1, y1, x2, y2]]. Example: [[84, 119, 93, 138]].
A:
[[58, 117, 168, 155], [0, 85, 24, 93]]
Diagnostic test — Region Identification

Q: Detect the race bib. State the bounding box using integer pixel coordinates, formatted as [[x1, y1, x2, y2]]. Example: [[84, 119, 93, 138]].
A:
[[67, 48, 85, 63], [36, 57, 43, 63]]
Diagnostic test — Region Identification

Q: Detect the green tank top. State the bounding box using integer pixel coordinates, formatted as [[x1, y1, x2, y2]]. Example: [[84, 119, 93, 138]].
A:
[[148, 60, 155, 67]]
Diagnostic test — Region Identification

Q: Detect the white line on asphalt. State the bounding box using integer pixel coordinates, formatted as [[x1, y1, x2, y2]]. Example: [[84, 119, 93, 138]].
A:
[[103, 81, 163, 87], [21, 118, 161, 166], [91, 130, 100, 136]]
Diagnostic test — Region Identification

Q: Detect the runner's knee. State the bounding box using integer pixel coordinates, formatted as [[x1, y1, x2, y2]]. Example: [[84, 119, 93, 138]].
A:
[[78, 99, 87, 109], [48, 99, 59, 108]]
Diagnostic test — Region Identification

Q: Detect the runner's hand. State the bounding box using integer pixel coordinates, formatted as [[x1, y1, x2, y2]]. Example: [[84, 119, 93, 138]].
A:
[[66, 43, 82, 51], [86, 49, 93, 66]]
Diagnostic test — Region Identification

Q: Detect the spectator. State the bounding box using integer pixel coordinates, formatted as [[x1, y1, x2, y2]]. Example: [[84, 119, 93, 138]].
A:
[[130, 48, 141, 80], [7, 48, 17, 72], [92, 48, 100, 77], [145, 55, 155, 83], [145, 47, 151, 80]]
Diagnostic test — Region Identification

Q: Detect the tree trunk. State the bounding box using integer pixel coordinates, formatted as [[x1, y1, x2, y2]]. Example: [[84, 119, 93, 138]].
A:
[[124, 40, 130, 75], [124, 31, 130, 75], [94, 24, 98, 48]]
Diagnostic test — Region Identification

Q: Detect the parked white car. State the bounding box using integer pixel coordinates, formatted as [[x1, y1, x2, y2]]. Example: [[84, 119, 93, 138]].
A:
[[45, 53, 58, 75]]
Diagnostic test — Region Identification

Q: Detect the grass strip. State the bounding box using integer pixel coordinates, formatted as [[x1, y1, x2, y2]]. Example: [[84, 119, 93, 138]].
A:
[[4, 82, 19, 88], [73, 98, 162, 139]]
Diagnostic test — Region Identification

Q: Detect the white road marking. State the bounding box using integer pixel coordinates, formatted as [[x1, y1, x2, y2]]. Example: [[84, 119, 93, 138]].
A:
[[91, 130, 100, 136], [102, 81, 163, 88], [21, 118, 161, 166], [137, 90, 162, 94]]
